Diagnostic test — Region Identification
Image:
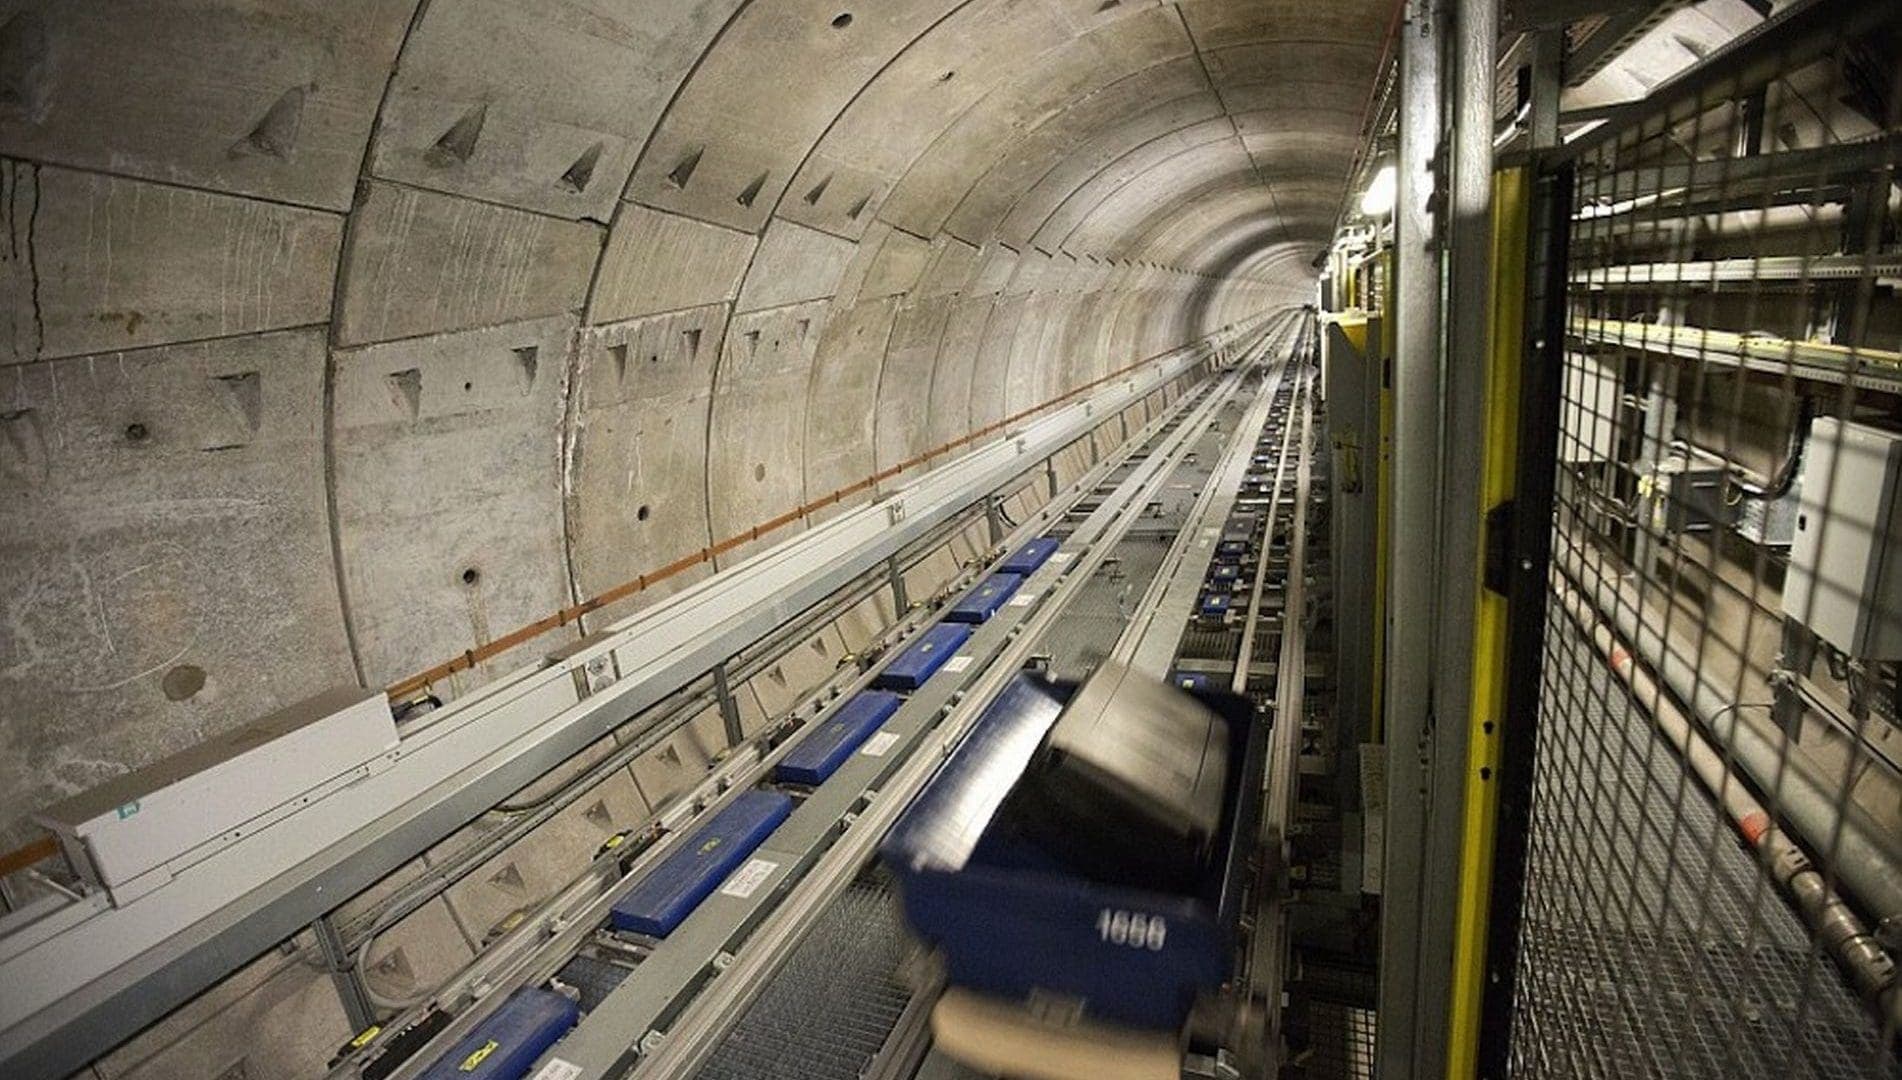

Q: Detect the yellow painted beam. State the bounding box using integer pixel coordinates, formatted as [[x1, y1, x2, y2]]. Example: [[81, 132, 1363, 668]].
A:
[[1372, 252, 1393, 741], [1340, 317, 1369, 353], [1445, 166, 1531, 1079]]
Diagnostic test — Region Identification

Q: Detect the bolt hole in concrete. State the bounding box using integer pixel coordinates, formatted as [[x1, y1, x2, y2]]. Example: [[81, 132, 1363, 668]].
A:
[[125, 422, 148, 441], [462, 567, 480, 586], [831, 12, 852, 28], [637, 505, 651, 522], [162, 664, 206, 702], [463, 381, 473, 391]]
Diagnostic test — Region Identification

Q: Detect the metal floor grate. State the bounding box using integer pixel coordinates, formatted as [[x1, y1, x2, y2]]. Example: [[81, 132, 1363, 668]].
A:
[[1299, 1003, 1376, 1080], [1508, 619, 1892, 1078], [694, 869, 914, 1080], [556, 952, 635, 1013], [1045, 536, 1169, 681]]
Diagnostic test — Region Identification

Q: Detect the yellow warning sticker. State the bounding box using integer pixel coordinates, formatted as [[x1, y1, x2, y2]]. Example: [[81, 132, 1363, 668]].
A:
[[460, 1039, 499, 1072]]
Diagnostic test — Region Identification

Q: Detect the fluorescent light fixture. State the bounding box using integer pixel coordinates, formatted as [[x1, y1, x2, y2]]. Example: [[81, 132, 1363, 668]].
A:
[[1360, 164, 1397, 217]]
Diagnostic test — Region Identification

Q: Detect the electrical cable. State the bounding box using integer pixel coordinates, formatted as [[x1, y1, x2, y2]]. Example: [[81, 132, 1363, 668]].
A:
[[1730, 395, 1815, 502], [354, 905, 449, 1012]]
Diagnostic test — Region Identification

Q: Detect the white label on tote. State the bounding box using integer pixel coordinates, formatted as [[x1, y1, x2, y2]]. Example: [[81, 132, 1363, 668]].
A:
[[719, 858, 778, 899]]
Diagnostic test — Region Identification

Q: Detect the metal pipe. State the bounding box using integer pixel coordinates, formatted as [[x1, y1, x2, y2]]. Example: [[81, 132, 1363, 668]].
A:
[[1553, 543, 1902, 929], [1552, 576, 1900, 1029]]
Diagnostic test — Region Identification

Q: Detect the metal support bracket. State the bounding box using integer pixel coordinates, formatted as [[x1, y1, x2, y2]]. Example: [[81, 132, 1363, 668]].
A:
[[311, 915, 378, 1034], [1482, 501, 1517, 596], [888, 554, 910, 612], [711, 663, 744, 748]]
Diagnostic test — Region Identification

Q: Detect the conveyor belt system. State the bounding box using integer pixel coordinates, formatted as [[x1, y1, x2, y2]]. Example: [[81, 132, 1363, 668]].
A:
[[627, 350, 1277, 1080], [694, 314, 1321, 1080], [323, 312, 1317, 1080]]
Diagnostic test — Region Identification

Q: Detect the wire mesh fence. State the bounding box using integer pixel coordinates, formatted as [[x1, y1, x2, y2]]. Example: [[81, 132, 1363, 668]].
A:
[[1503, 3, 1902, 1076]]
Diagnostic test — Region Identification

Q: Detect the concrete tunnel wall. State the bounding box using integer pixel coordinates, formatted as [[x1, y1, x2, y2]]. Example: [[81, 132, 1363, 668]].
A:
[[0, 1, 1387, 1074]]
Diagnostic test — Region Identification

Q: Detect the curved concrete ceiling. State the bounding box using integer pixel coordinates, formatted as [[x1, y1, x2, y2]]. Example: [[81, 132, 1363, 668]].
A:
[[0, 0, 1390, 842]]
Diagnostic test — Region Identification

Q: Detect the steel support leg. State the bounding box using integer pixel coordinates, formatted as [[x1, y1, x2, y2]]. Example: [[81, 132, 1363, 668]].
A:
[[1527, 28, 1562, 149], [313, 915, 379, 1034], [1430, 0, 1499, 1070], [888, 554, 909, 612], [1377, 1, 1451, 1076], [711, 662, 744, 747]]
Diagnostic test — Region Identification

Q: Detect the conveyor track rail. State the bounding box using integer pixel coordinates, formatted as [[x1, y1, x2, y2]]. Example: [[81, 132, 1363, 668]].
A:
[[336, 317, 1296, 1080], [622, 339, 1286, 1080], [883, 312, 1319, 1080]]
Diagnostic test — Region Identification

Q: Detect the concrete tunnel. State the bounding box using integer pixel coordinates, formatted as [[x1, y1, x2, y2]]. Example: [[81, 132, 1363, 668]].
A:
[[0, 1, 1384, 1075]]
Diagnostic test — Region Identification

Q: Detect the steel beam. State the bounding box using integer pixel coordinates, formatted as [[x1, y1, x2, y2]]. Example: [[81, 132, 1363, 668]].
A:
[[1573, 134, 1902, 205], [1562, 1, 1901, 160], [1426, 0, 1497, 1070], [1376, 1, 1449, 1076], [1527, 27, 1562, 149], [1564, 0, 1691, 89]]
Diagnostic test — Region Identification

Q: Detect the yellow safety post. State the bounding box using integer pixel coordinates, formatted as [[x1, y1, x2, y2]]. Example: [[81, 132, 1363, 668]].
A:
[[1372, 248, 1394, 741], [1445, 165, 1530, 1078]]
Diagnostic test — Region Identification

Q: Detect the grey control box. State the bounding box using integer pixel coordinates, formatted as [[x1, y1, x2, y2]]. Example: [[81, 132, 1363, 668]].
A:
[[1783, 417, 1902, 659]]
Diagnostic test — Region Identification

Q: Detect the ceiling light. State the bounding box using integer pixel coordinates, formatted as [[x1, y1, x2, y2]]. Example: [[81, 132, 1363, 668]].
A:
[[1359, 164, 1397, 217]]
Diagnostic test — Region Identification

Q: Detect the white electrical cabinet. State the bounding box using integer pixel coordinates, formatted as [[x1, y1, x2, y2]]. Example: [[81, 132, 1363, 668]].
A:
[[36, 687, 397, 902], [1560, 352, 1621, 463], [1782, 417, 1902, 660]]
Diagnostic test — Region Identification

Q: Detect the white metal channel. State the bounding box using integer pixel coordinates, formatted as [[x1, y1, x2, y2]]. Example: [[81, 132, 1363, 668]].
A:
[[1252, 371, 1317, 1051]]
